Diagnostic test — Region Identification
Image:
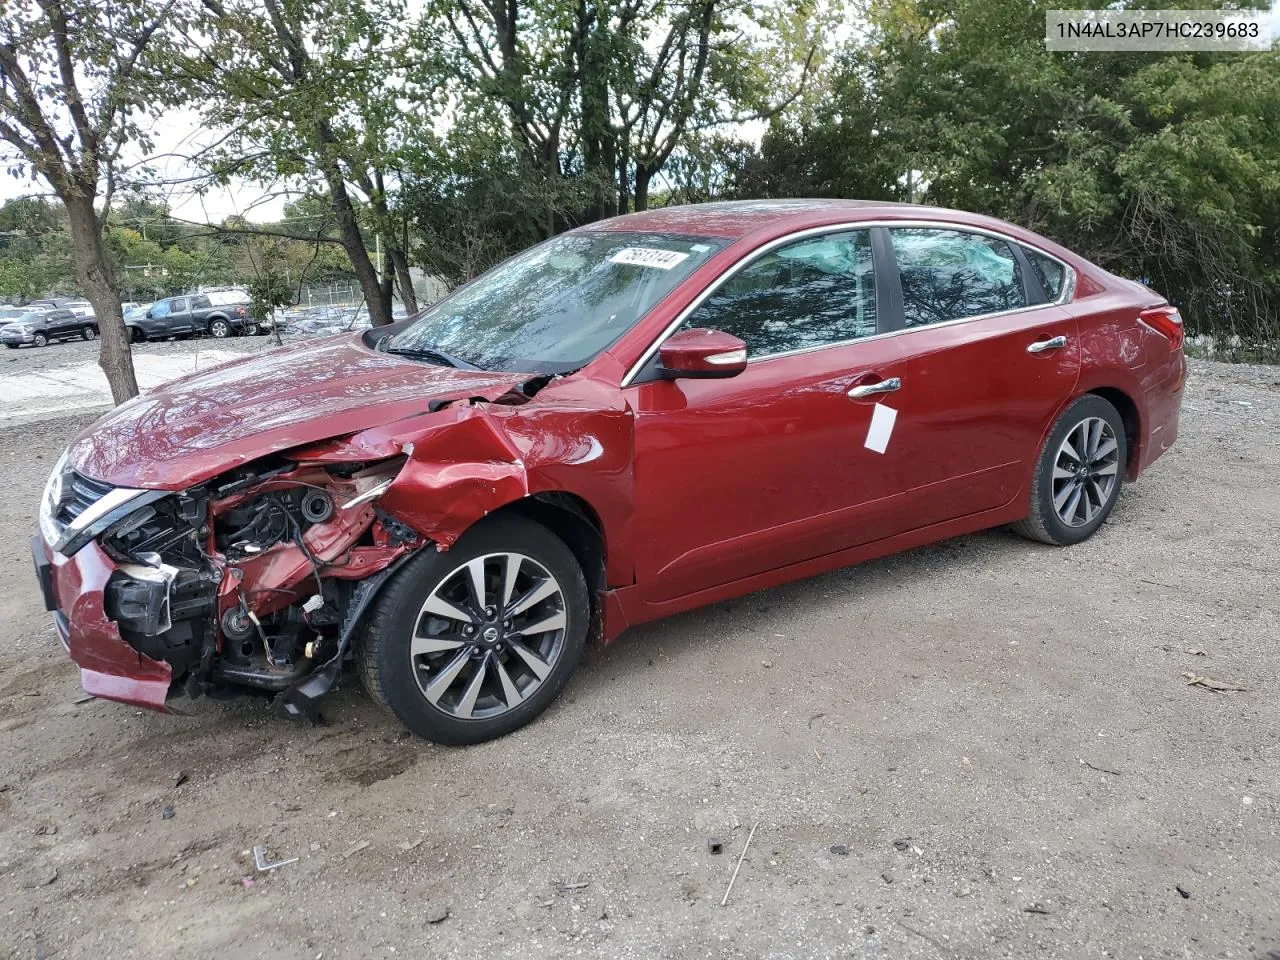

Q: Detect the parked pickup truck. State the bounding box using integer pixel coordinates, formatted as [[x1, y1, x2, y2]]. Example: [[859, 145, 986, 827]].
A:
[[0, 308, 97, 348], [128, 291, 263, 341]]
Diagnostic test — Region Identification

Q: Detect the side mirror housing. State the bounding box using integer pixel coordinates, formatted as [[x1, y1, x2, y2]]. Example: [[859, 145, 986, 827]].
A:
[[658, 328, 748, 380]]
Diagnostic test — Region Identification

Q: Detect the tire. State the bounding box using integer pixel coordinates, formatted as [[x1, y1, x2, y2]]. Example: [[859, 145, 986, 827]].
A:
[[4, 344, 16, 349], [130, 326, 147, 344], [242, 322, 259, 336], [1012, 394, 1127, 546], [32, 332, 48, 347], [208, 318, 231, 339], [358, 515, 589, 745], [81, 325, 96, 341]]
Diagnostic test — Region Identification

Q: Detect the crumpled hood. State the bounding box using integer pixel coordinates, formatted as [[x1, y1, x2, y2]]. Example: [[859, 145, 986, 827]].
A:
[[67, 334, 529, 489]]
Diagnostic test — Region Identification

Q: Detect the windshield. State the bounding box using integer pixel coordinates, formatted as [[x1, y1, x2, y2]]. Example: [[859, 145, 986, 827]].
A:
[[387, 231, 726, 373]]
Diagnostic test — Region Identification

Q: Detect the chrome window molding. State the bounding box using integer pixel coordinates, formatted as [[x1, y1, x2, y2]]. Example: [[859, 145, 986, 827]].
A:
[[621, 218, 1078, 386]]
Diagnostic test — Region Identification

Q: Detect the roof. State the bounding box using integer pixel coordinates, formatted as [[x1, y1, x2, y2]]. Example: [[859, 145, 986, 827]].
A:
[[583, 198, 947, 240]]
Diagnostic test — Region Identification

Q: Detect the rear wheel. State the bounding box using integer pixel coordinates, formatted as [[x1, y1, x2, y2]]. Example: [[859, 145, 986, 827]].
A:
[[209, 318, 231, 339], [358, 515, 589, 745], [81, 325, 96, 341], [242, 322, 259, 336], [32, 332, 48, 347], [1013, 394, 1127, 546], [130, 326, 147, 343]]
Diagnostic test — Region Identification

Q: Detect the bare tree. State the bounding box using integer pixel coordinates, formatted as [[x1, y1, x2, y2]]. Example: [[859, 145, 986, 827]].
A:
[[0, 0, 188, 402]]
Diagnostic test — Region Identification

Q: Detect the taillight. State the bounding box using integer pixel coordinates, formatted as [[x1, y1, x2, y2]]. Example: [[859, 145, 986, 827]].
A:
[[1140, 305, 1183, 350], [235, 306, 246, 317]]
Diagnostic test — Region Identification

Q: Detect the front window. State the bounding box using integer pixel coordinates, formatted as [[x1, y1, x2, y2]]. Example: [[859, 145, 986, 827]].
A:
[[387, 231, 726, 373]]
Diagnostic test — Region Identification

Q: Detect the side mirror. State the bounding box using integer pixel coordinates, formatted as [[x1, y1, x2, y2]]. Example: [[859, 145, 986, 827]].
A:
[[145, 310, 154, 319], [658, 328, 748, 380]]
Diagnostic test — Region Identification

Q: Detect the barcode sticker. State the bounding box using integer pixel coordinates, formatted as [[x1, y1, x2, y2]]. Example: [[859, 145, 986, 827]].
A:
[[609, 247, 690, 270]]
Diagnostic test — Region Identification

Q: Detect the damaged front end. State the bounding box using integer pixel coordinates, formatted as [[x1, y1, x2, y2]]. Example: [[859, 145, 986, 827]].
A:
[[39, 450, 421, 717]]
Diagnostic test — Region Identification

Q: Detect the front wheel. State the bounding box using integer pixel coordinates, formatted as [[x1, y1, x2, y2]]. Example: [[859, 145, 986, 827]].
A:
[[129, 327, 147, 344], [208, 318, 231, 339], [32, 332, 48, 347], [358, 515, 589, 745], [1012, 394, 1127, 546]]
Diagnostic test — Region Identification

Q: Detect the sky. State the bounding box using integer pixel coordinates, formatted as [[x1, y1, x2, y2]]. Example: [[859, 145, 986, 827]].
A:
[[3, 1, 1279, 225]]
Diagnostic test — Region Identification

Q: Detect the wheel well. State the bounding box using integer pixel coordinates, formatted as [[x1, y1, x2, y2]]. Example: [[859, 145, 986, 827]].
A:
[[1088, 387, 1140, 478], [493, 493, 606, 639]]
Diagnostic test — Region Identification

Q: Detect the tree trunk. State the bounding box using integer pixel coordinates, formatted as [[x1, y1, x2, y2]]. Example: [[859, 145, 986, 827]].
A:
[[389, 242, 418, 313], [634, 165, 653, 212], [320, 164, 393, 326], [65, 195, 138, 404]]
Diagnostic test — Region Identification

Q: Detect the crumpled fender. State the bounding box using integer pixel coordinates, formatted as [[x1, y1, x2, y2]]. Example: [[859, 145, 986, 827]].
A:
[[371, 376, 635, 575]]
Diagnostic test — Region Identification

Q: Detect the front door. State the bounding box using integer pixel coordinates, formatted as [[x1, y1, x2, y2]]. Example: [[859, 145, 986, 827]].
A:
[[630, 227, 910, 603]]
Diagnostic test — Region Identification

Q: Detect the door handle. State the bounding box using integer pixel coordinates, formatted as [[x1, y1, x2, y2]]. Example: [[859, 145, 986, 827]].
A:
[[847, 377, 901, 399], [1027, 335, 1068, 354]]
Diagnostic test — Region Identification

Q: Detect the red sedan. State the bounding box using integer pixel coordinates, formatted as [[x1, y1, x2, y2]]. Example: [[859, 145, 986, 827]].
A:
[[32, 200, 1185, 744]]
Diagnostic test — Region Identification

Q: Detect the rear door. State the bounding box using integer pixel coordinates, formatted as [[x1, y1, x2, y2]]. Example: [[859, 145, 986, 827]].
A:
[[48, 310, 77, 337], [876, 226, 1080, 528], [167, 297, 193, 334]]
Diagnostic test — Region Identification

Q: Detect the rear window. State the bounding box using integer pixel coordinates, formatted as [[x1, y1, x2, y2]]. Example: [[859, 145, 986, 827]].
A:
[[206, 290, 250, 306], [1023, 247, 1068, 301], [191, 295, 212, 309]]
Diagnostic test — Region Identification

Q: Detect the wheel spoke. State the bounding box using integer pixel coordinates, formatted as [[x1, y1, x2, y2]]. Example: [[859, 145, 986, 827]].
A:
[[1054, 482, 1076, 512], [1062, 485, 1083, 525], [1060, 437, 1081, 465], [1093, 461, 1119, 477], [455, 655, 488, 718], [1079, 487, 1095, 523], [509, 638, 552, 680], [495, 657, 524, 708], [1088, 419, 1103, 458], [516, 610, 566, 637], [411, 635, 466, 657], [1052, 465, 1074, 481], [1093, 437, 1118, 461], [507, 578, 560, 618], [501, 554, 523, 609], [423, 648, 472, 704], [1089, 478, 1109, 507], [464, 557, 488, 613], [422, 593, 473, 624]]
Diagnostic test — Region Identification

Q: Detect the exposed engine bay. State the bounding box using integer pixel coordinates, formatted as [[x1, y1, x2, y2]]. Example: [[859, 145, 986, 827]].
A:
[[97, 456, 417, 715]]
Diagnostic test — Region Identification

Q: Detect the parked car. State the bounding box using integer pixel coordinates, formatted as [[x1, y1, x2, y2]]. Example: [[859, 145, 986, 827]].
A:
[[32, 199, 1185, 744], [2, 308, 97, 347], [0, 306, 27, 327], [128, 291, 259, 341]]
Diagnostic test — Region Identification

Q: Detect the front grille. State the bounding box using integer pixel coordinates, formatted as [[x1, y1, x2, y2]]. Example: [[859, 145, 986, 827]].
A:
[[56, 471, 114, 526]]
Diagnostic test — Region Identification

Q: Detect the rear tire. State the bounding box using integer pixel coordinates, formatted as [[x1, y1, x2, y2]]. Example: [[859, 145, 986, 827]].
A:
[[81, 325, 96, 341], [358, 515, 589, 745], [242, 322, 259, 336], [129, 326, 147, 343], [1012, 394, 1127, 546], [209, 318, 231, 339]]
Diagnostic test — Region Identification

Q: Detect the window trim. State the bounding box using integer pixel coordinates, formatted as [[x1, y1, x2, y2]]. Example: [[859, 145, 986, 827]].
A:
[[621, 218, 1076, 387]]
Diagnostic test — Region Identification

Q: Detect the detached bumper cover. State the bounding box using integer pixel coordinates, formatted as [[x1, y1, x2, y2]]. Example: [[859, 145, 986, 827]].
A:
[[34, 534, 172, 710]]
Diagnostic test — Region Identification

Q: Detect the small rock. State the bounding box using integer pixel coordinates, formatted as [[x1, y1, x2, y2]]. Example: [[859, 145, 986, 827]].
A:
[[20, 867, 58, 889], [829, 844, 849, 856], [955, 883, 972, 898], [185, 877, 198, 888], [161, 804, 175, 820], [881, 871, 894, 884], [424, 903, 450, 924], [863, 925, 876, 935], [34, 823, 57, 836], [891, 837, 911, 851], [761, 660, 773, 669]]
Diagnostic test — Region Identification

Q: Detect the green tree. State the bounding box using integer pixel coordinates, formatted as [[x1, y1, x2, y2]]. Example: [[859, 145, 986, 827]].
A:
[[0, 0, 192, 401]]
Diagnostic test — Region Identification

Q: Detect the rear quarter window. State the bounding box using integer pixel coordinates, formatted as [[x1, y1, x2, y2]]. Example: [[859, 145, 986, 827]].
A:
[[1023, 247, 1068, 301]]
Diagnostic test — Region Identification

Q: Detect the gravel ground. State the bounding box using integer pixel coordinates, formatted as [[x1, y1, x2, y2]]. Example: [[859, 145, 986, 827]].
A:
[[0, 351, 1277, 960]]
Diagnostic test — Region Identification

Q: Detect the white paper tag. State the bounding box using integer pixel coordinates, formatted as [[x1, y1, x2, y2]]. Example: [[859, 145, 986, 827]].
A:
[[864, 402, 897, 454], [609, 247, 690, 270]]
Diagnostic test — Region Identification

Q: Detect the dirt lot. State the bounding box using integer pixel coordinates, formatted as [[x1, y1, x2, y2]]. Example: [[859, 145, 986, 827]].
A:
[[1, 347, 1278, 960]]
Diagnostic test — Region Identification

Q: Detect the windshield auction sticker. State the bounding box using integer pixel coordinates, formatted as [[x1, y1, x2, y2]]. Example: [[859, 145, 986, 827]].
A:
[[1046, 9, 1272, 51], [609, 248, 691, 270]]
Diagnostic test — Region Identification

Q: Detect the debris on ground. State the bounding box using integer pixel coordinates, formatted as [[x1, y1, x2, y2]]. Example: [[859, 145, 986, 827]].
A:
[[425, 903, 450, 924], [829, 844, 849, 856], [20, 867, 58, 889], [1023, 903, 1051, 915], [161, 804, 175, 820], [1184, 647, 1207, 657], [557, 880, 590, 892], [881, 871, 895, 884], [706, 838, 724, 855], [341, 840, 370, 859], [720, 820, 759, 907], [892, 837, 912, 852], [174, 772, 189, 788], [1176, 885, 1191, 899], [240, 876, 255, 889], [71, 694, 95, 705], [253, 845, 299, 872], [1079, 758, 1122, 776], [34, 823, 57, 836], [1183, 672, 1248, 692]]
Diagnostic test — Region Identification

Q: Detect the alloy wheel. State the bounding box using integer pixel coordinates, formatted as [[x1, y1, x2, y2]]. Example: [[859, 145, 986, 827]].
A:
[[210, 320, 230, 338], [82, 326, 96, 341], [33, 332, 47, 347], [410, 552, 568, 720], [1052, 416, 1120, 527]]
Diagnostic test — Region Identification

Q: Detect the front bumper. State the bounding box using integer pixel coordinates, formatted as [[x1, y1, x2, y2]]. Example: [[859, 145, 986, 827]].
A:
[[32, 534, 172, 710]]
